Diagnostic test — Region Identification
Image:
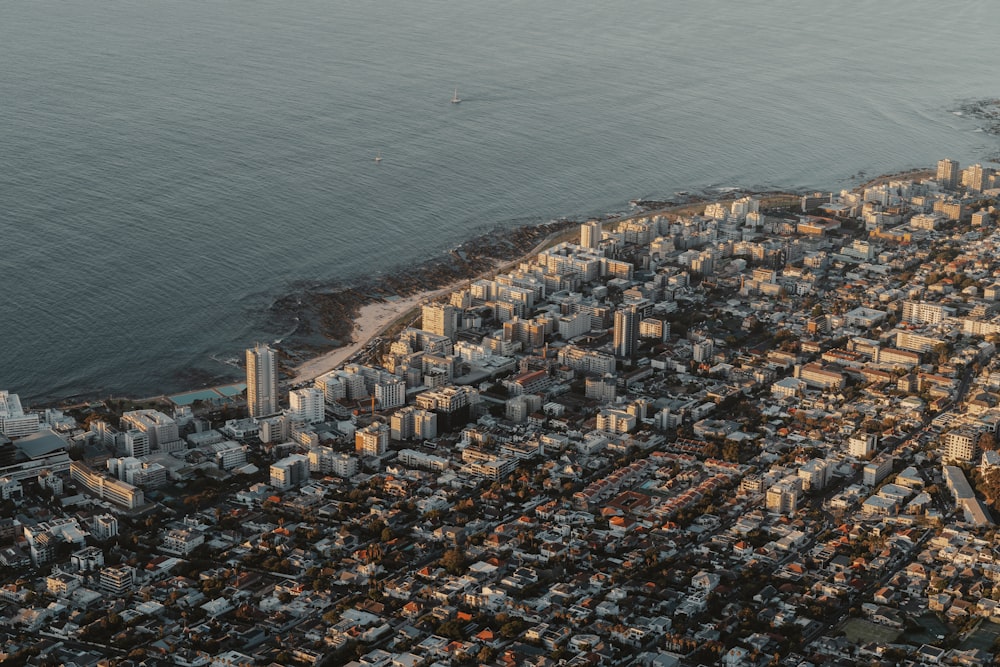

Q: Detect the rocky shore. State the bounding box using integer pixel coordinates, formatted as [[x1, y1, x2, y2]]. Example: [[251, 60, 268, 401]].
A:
[[267, 218, 581, 372]]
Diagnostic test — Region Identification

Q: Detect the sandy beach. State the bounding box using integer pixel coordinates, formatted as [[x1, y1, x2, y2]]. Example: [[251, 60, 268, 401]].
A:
[[287, 226, 569, 387], [289, 280, 466, 386]]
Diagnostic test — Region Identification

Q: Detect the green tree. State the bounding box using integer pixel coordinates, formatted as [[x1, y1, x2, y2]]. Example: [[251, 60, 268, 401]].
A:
[[500, 618, 527, 638], [440, 548, 467, 575], [979, 432, 997, 452]]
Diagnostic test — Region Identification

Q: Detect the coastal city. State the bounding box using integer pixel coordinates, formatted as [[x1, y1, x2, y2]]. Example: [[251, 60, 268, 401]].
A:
[[7, 158, 1000, 667]]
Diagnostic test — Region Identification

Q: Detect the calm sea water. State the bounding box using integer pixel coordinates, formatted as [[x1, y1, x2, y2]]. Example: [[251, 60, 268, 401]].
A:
[[3, 0, 1000, 404]]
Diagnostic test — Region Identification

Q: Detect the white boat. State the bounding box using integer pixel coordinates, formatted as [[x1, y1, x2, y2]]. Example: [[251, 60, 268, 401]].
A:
[[451, 87, 461, 104], [374, 151, 382, 163]]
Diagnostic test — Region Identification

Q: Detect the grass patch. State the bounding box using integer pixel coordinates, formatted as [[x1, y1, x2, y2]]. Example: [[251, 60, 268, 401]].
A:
[[902, 612, 950, 646], [841, 617, 903, 644], [960, 620, 1000, 652]]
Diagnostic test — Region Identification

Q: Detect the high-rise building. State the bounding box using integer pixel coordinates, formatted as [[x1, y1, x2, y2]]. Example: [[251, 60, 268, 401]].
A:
[[269, 454, 309, 490], [612, 305, 640, 359], [848, 433, 877, 459], [289, 387, 325, 424], [581, 220, 602, 250], [91, 514, 118, 541], [246, 344, 279, 418], [123, 429, 150, 458], [962, 164, 992, 193], [942, 428, 979, 463], [422, 303, 457, 339], [375, 378, 406, 410], [937, 158, 959, 190], [766, 476, 802, 515], [692, 338, 715, 363], [355, 422, 390, 457]]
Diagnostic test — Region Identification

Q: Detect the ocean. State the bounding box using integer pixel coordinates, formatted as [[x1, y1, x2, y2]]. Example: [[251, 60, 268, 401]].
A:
[[3, 0, 1000, 404]]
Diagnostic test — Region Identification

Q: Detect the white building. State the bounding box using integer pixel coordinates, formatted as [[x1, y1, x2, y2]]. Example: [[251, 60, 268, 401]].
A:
[[596, 409, 636, 434], [848, 433, 877, 459], [90, 514, 118, 541], [375, 378, 406, 410], [314, 371, 346, 403], [0, 391, 39, 438], [211, 441, 249, 470], [100, 564, 137, 596], [71, 546, 105, 572], [270, 454, 309, 490], [398, 448, 449, 472], [289, 387, 325, 424], [307, 447, 358, 477], [766, 476, 802, 515], [123, 429, 150, 458], [942, 428, 979, 463], [121, 410, 181, 451], [863, 454, 894, 486], [902, 301, 953, 325], [580, 220, 602, 250], [798, 459, 832, 492], [161, 527, 206, 556], [106, 457, 167, 489], [0, 477, 23, 502]]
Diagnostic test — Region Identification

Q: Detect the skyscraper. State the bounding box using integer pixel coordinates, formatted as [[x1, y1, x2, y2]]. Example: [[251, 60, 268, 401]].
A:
[[937, 158, 959, 190], [246, 343, 278, 418], [962, 164, 992, 193], [581, 220, 602, 250], [612, 305, 639, 359], [422, 303, 456, 339]]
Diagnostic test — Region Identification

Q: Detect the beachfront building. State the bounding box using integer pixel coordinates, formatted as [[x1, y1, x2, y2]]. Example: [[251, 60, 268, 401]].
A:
[[422, 303, 457, 339], [962, 163, 992, 193], [247, 343, 279, 417], [0, 391, 39, 438], [289, 387, 325, 424], [937, 158, 959, 189], [581, 220, 602, 250]]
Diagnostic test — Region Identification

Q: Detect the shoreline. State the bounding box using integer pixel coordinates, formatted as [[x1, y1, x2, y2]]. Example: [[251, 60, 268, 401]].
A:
[[43, 174, 918, 410], [287, 280, 467, 386], [268, 217, 584, 387], [282, 189, 806, 389], [285, 220, 590, 386]]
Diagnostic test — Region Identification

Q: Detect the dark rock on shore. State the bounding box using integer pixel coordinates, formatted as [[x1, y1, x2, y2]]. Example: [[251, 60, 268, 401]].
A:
[[268, 218, 580, 367]]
